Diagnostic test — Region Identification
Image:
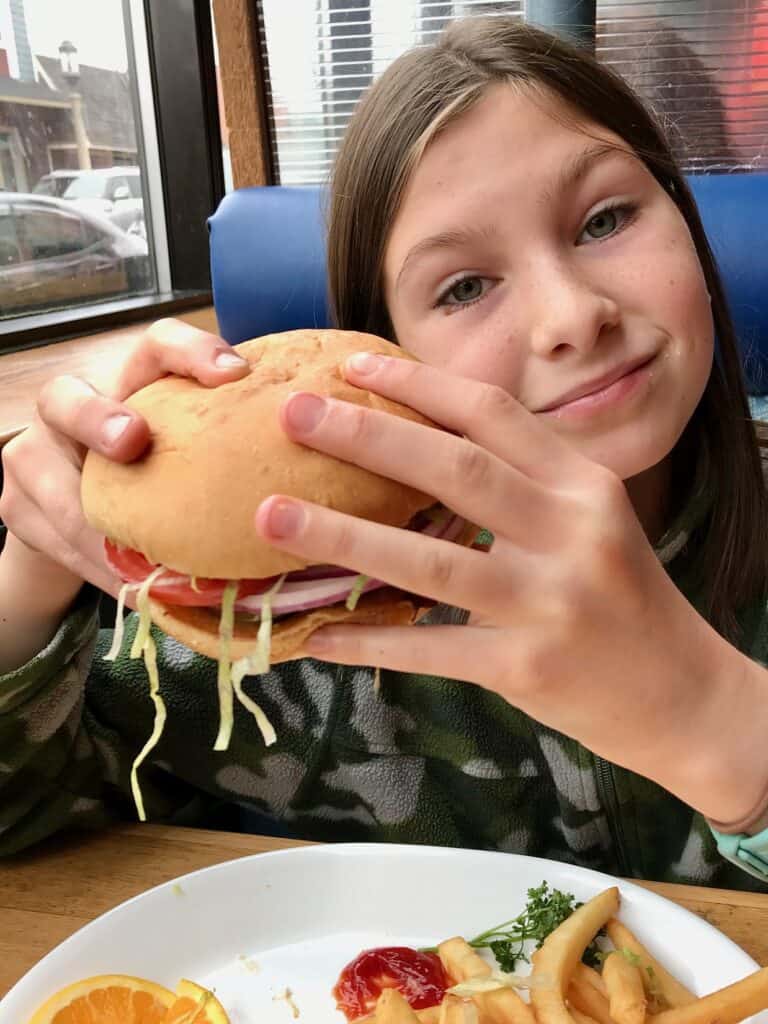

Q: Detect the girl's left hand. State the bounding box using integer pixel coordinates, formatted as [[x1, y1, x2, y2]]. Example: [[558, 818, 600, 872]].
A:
[[254, 352, 736, 795]]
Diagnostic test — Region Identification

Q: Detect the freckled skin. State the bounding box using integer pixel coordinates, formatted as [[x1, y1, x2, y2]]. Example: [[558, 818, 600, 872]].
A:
[[383, 85, 714, 508]]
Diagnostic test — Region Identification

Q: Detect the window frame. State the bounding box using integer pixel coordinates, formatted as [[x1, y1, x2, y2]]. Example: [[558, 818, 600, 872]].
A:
[[0, 0, 226, 355]]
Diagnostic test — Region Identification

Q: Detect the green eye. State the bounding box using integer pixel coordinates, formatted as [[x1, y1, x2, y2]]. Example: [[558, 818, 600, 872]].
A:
[[584, 208, 618, 239], [450, 277, 483, 302]]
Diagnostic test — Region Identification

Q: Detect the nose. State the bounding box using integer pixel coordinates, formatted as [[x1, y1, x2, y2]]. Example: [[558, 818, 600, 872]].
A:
[[526, 259, 621, 358]]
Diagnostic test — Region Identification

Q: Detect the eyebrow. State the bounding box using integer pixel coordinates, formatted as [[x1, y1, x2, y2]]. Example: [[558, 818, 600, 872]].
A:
[[540, 142, 633, 205], [395, 224, 498, 294]]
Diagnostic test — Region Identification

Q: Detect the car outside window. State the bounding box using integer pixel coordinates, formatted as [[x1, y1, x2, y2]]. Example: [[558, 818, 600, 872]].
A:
[[107, 176, 130, 201], [62, 175, 110, 201], [16, 207, 87, 261]]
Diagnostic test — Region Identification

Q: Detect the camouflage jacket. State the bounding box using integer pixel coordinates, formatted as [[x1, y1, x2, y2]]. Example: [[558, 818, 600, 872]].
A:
[[2, 487, 768, 892]]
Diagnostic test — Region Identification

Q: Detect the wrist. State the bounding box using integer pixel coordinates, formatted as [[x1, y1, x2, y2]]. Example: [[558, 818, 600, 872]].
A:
[[0, 532, 85, 674], [1, 531, 84, 603], [657, 630, 768, 827]]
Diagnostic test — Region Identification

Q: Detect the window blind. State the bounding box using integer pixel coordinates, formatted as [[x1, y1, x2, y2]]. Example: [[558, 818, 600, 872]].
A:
[[596, 1, 768, 171], [258, 0, 523, 185]]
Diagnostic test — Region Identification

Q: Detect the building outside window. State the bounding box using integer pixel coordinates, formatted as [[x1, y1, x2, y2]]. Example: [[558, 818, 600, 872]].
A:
[[0, 0, 224, 351], [0, 0, 156, 323]]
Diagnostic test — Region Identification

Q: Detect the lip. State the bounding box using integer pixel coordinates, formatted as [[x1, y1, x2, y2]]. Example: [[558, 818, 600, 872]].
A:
[[536, 355, 656, 414]]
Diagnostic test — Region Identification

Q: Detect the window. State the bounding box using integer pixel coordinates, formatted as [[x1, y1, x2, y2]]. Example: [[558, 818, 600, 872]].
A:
[[0, 0, 223, 351], [596, 1, 768, 172], [257, 0, 524, 186], [255, 0, 764, 183]]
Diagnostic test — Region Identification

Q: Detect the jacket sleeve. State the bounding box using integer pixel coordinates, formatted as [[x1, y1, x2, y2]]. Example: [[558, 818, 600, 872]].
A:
[[0, 586, 245, 855], [0, 578, 344, 855], [0, 586, 121, 854]]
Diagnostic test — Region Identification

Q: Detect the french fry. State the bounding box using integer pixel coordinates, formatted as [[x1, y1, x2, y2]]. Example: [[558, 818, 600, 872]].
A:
[[439, 994, 479, 1024], [569, 1009, 602, 1024], [605, 920, 694, 1009], [375, 989, 422, 1024], [567, 973, 615, 1024], [530, 887, 621, 1024], [603, 951, 647, 1024], [473, 985, 537, 1024], [417, 1007, 443, 1024], [648, 966, 768, 1024], [574, 965, 608, 997], [439, 938, 493, 982]]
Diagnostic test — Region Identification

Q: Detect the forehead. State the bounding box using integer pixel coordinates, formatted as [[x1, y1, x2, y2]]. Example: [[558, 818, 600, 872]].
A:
[[385, 83, 634, 261], [412, 82, 629, 190]]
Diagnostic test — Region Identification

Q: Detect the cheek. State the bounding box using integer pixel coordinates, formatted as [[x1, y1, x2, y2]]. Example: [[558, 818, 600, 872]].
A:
[[396, 311, 529, 394], [661, 253, 714, 373]]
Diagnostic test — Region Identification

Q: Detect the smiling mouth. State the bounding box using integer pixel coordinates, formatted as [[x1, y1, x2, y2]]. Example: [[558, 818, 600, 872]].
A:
[[536, 355, 657, 414]]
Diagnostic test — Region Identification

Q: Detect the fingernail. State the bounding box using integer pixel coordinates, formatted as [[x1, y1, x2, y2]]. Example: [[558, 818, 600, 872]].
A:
[[214, 349, 247, 368], [263, 498, 305, 539], [284, 392, 327, 433], [346, 352, 383, 375], [102, 413, 132, 447]]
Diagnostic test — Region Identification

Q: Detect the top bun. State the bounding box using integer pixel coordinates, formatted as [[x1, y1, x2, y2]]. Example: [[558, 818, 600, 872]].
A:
[[81, 329, 436, 579]]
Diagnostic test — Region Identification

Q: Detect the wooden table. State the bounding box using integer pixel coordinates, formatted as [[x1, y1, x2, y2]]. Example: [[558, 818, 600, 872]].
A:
[[0, 306, 219, 447], [3, 824, 768, 998]]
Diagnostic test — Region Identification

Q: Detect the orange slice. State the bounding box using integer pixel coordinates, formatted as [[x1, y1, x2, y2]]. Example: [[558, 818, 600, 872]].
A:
[[162, 980, 230, 1024], [27, 974, 176, 1024]]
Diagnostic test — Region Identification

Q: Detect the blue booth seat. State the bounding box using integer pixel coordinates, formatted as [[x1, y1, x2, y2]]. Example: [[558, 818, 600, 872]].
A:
[[209, 174, 768, 397]]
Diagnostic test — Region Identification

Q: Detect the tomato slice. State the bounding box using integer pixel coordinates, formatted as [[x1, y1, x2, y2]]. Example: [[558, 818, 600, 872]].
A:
[[104, 539, 277, 606], [333, 947, 448, 1021]]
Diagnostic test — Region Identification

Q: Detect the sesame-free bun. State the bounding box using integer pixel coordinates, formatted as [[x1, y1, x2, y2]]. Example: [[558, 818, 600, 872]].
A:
[[82, 329, 438, 580]]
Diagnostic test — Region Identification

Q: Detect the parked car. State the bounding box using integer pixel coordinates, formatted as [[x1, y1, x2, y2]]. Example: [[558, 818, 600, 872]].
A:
[[60, 166, 145, 239], [0, 192, 151, 317], [33, 170, 83, 198]]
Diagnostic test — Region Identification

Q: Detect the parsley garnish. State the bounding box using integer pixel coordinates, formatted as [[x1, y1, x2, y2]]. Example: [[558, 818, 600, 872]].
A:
[[463, 882, 602, 971]]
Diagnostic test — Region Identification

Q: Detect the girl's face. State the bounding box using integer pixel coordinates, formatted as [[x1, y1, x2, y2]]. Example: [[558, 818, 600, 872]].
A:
[[383, 84, 714, 483]]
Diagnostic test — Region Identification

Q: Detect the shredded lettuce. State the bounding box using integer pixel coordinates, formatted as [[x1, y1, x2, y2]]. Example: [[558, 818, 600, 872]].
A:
[[232, 575, 286, 683], [233, 676, 276, 746], [345, 574, 369, 611], [190, 575, 201, 593], [213, 581, 238, 751], [129, 634, 166, 821], [215, 579, 279, 750], [373, 666, 382, 694], [124, 564, 168, 819], [130, 565, 167, 659], [103, 580, 141, 661]]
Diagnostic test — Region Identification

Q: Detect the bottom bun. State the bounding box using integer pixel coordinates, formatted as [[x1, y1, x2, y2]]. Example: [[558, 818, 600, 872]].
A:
[[148, 588, 426, 665]]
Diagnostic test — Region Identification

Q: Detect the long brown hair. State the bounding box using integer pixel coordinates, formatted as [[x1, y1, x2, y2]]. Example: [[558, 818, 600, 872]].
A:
[[327, 16, 768, 643]]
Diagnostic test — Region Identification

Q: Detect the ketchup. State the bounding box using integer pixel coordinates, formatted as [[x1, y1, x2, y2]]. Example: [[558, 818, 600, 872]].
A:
[[333, 946, 449, 1021]]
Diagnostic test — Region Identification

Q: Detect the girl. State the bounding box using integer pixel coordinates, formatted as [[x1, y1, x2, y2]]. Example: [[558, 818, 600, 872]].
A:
[[2, 16, 768, 889]]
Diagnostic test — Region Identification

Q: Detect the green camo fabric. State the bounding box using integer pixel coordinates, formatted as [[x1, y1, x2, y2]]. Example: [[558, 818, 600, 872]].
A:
[[2, 481, 768, 892]]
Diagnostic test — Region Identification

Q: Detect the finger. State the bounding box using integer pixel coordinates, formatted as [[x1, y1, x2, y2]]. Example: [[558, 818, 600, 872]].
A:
[[109, 317, 249, 399], [255, 495, 514, 614], [37, 375, 150, 462], [342, 353, 588, 486], [10, 446, 116, 572], [302, 622, 503, 688], [280, 391, 558, 545]]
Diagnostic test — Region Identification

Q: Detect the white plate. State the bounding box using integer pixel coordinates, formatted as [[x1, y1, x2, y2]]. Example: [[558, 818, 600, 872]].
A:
[[1, 843, 763, 1024]]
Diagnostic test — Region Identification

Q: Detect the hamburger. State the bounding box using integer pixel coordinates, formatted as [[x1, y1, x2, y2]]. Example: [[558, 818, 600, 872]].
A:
[[81, 329, 476, 780]]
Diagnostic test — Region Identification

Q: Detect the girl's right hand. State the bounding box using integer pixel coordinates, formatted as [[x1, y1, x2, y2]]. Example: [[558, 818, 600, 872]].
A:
[[0, 318, 250, 601]]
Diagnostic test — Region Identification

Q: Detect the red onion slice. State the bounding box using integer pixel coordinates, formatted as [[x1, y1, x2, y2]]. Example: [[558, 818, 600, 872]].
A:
[[235, 575, 386, 617]]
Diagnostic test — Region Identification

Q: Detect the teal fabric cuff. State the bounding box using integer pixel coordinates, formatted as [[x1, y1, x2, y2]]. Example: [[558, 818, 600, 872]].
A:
[[710, 824, 768, 881]]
